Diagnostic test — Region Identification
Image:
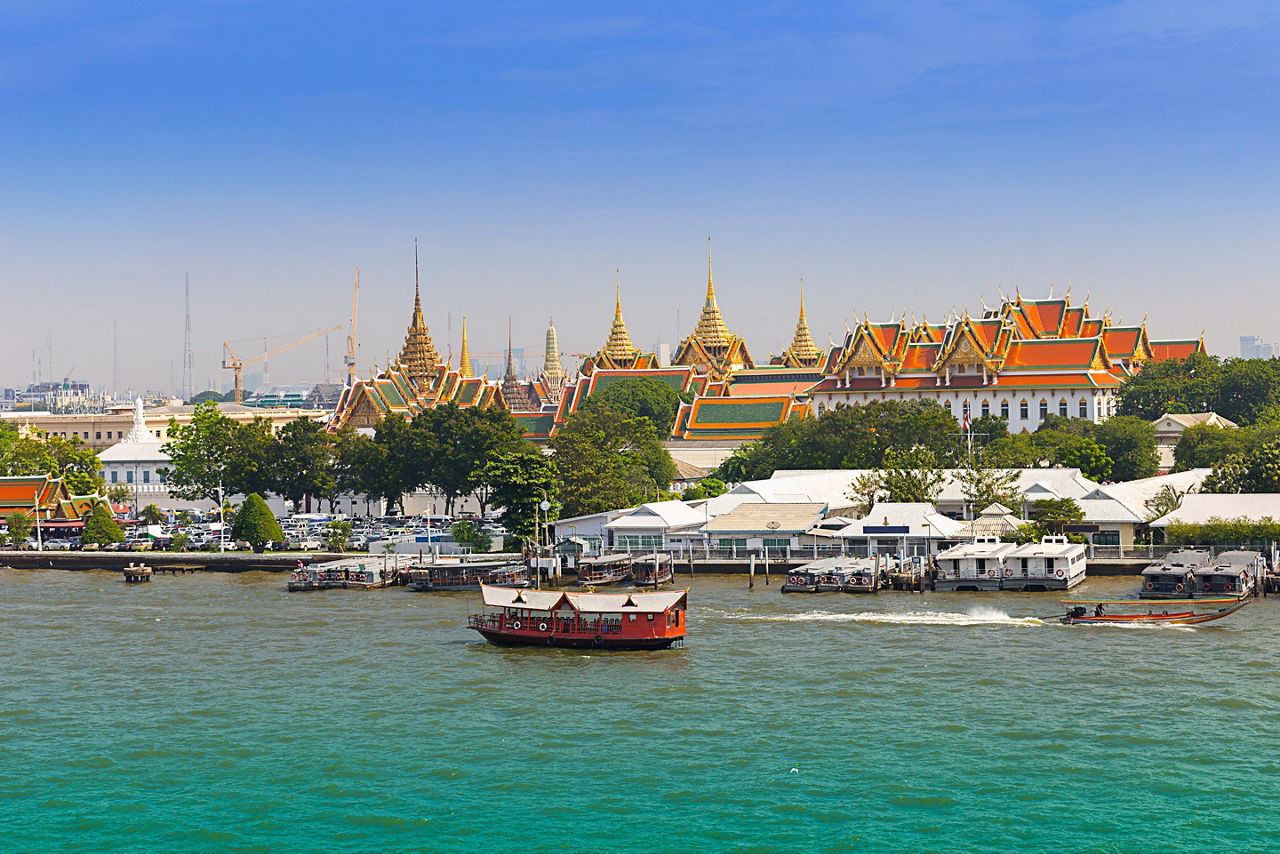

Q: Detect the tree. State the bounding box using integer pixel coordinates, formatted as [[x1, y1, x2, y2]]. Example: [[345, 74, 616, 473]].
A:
[[680, 476, 727, 501], [1092, 416, 1158, 482], [451, 520, 492, 553], [229, 493, 283, 553], [361, 415, 418, 515], [82, 502, 125, 546], [1145, 485, 1186, 521], [0, 427, 103, 494], [847, 447, 946, 509], [273, 418, 336, 512], [479, 444, 558, 543], [140, 504, 165, 525], [105, 483, 132, 504], [324, 520, 352, 552], [160, 401, 242, 503], [1173, 424, 1253, 471], [5, 512, 33, 547], [413, 404, 524, 515], [579, 376, 682, 435], [956, 466, 1021, 514], [1054, 435, 1113, 481], [330, 426, 374, 512], [1028, 497, 1084, 535], [550, 409, 677, 517]]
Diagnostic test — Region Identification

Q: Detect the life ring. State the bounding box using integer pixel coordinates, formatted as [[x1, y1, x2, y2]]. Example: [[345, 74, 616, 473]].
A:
[[1175, 584, 1184, 592], [1056, 570, 1064, 578], [1202, 582, 1211, 592], [538, 622, 548, 632], [1224, 582, 1233, 592], [1004, 569, 1013, 577], [1144, 582, 1153, 590], [512, 620, 522, 630], [987, 569, 996, 578], [593, 634, 604, 648]]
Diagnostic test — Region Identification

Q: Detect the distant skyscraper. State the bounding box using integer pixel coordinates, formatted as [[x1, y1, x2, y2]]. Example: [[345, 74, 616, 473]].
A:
[[1241, 336, 1279, 359]]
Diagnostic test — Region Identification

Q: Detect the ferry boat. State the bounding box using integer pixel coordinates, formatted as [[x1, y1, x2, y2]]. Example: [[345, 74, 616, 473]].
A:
[[468, 584, 687, 650], [288, 558, 400, 591], [1003, 536, 1087, 591], [934, 536, 1016, 592], [841, 559, 880, 593], [632, 553, 674, 587], [815, 567, 854, 593], [1193, 551, 1264, 599], [1140, 549, 1211, 599], [404, 561, 529, 592], [1061, 597, 1251, 626], [781, 565, 825, 593], [576, 554, 634, 586]]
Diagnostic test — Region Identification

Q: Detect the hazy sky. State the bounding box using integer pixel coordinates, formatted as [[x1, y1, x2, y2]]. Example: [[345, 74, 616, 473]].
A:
[[3, 1, 1278, 394]]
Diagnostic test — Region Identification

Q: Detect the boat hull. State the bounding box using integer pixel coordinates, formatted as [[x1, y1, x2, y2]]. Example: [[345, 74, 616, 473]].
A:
[[473, 627, 680, 650], [934, 577, 1001, 592]]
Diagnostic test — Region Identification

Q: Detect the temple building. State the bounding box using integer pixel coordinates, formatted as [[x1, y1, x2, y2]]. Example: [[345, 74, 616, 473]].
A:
[[807, 291, 1206, 432], [501, 318, 538, 412], [398, 253, 445, 387], [671, 247, 754, 379], [536, 319, 566, 404], [771, 290, 823, 369], [579, 277, 661, 374]]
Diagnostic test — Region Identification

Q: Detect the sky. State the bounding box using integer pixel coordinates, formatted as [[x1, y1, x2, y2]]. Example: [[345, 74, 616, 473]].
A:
[[3, 1, 1279, 395]]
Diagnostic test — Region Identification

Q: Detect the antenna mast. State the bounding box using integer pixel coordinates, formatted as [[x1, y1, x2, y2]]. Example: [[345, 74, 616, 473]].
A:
[[182, 274, 195, 400], [344, 268, 360, 386]]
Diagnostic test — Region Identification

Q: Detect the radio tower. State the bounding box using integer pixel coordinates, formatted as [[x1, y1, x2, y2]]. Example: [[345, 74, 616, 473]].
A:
[[181, 274, 195, 399]]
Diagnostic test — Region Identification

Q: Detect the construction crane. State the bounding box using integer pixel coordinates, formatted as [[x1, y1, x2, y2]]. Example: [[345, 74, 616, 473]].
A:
[[223, 326, 341, 404], [343, 269, 359, 387]]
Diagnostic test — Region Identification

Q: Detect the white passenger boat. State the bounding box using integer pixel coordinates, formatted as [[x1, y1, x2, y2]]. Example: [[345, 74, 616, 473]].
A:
[[1003, 536, 1087, 591], [934, 536, 1016, 592]]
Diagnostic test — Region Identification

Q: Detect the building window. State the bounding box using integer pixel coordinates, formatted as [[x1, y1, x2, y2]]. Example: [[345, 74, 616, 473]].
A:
[[763, 538, 789, 549], [110, 471, 118, 484], [159, 471, 166, 484], [1020, 400, 1029, 420], [96, 432, 101, 440], [143, 471, 151, 484], [1039, 400, 1049, 419], [981, 401, 990, 418], [126, 471, 134, 484], [1001, 400, 1010, 419], [944, 400, 952, 413], [1079, 399, 1088, 418], [1092, 530, 1120, 546], [1059, 399, 1068, 417]]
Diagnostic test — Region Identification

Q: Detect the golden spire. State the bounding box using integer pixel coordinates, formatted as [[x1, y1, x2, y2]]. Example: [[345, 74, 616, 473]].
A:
[[785, 283, 819, 363], [459, 316, 473, 378], [398, 238, 442, 386], [693, 236, 732, 349], [604, 269, 638, 362]]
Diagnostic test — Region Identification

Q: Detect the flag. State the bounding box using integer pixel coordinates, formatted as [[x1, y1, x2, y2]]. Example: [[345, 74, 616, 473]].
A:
[[962, 412, 971, 432]]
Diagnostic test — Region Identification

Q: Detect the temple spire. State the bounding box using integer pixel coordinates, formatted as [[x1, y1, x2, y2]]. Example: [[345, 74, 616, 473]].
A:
[[542, 317, 564, 402], [785, 282, 819, 364], [693, 237, 732, 349], [459, 316, 473, 378], [398, 238, 442, 386], [504, 316, 515, 379], [604, 269, 638, 362]]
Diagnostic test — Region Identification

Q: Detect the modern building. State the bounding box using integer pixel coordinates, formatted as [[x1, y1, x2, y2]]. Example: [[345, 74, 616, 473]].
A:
[[1240, 336, 1279, 359]]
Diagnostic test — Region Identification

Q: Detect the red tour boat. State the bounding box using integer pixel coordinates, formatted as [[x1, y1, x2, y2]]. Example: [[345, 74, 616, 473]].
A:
[[469, 584, 687, 650]]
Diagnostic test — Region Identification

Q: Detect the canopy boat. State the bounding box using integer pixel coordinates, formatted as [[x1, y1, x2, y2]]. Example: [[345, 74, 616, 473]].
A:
[[1004, 536, 1087, 591], [1140, 549, 1211, 599], [468, 584, 687, 650], [781, 566, 823, 593], [403, 561, 529, 592], [934, 536, 1016, 592], [1060, 597, 1251, 626], [841, 560, 880, 593], [288, 557, 401, 591], [576, 553, 634, 586], [1193, 551, 1264, 599], [632, 552, 674, 587]]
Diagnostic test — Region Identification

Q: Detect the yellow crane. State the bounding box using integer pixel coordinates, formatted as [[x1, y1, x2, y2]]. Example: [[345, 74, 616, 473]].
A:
[[223, 326, 342, 404]]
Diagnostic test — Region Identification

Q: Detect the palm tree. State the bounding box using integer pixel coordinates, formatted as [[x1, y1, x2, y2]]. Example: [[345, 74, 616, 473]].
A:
[[1145, 485, 1186, 522], [140, 504, 165, 525]]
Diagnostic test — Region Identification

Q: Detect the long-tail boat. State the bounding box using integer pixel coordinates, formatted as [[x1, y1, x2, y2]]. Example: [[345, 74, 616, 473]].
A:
[[468, 584, 687, 650], [1059, 597, 1251, 626]]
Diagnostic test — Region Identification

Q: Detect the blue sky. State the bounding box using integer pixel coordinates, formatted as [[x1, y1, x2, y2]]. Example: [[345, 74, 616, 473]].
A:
[[3, 1, 1278, 393]]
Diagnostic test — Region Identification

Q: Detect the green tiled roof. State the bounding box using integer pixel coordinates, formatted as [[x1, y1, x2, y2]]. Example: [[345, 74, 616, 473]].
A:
[[691, 399, 787, 425]]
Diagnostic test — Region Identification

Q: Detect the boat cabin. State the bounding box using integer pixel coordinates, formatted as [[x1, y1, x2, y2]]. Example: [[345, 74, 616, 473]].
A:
[[632, 552, 674, 586], [1194, 550, 1264, 598], [1141, 549, 1211, 599], [1004, 536, 1088, 592], [782, 559, 839, 593], [934, 536, 1016, 592], [841, 558, 880, 593], [469, 585, 687, 650], [576, 553, 634, 586]]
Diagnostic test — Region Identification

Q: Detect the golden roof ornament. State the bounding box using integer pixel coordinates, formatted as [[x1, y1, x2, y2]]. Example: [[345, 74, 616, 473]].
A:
[[459, 316, 473, 379], [604, 270, 639, 361], [693, 237, 733, 349], [785, 285, 819, 363]]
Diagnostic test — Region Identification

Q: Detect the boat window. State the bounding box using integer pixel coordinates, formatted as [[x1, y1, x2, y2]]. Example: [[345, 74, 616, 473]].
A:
[[976, 558, 986, 570], [1021, 558, 1027, 569], [1046, 558, 1054, 569], [647, 614, 654, 622], [629, 614, 637, 622]]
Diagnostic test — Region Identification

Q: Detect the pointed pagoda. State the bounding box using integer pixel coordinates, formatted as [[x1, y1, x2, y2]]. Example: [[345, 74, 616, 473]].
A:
[[671, 239, 754, 379], [397, 241, 444, 388], [580, 271, 660, 374], [539, 318, 565, 403], [500, 317, 536, 411], [458, 317, 474, 379], [774, 287, 823, 368]]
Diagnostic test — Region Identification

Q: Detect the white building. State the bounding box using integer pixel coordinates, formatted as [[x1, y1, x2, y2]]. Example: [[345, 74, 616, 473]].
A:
[[97, 399, 171, 502]]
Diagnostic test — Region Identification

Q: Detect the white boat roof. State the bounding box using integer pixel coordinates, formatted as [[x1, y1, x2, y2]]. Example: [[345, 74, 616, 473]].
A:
[[936, 540, 1018, 559], [480, 584, 687, 614], [1007, 538, 1086, 558]]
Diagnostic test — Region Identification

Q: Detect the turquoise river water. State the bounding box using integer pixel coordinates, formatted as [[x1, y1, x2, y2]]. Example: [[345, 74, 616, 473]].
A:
[[3, 569, 1279, 852]]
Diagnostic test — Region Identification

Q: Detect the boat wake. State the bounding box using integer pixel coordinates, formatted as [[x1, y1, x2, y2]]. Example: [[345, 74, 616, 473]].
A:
[[717, 607, 1044, 627]]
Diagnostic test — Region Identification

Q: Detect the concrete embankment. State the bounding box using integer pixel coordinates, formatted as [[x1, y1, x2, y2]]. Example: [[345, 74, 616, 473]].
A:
[[0, 550, 350, 573]]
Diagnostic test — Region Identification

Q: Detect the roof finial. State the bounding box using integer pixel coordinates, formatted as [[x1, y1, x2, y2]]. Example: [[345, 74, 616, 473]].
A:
[[459, 316, 473, 378], [414, 238, 420, 303], [706, 235, 715, 302]]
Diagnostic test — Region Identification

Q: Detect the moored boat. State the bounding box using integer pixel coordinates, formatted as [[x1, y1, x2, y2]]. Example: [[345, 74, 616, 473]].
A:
[[576, 554, 634, 586], [1139, 549, 1211, 599], [1193, 551, 1264, 599], [404, 561, 529, 592], [1060, 597, 1250, 626], [934, 536, 1015, 592], [632, 553, 674, 587], [1003, 536, 1087, 591], [468, 584, 687, 650], [841, 559, 880, 593], [781, 565, 823, 593]]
